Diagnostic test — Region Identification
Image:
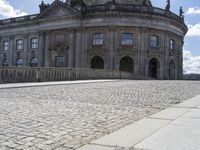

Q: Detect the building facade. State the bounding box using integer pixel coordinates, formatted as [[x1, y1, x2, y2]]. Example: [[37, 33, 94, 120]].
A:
[[0, 0, 187, 79]]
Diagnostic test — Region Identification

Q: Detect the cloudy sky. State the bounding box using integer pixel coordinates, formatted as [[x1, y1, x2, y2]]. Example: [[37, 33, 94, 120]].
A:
[[0, 0, 200, 74]]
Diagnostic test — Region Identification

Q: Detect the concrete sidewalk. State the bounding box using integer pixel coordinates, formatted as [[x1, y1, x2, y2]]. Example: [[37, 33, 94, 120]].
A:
[[0, 80, 117, 89], [77, 94, 200, 150]]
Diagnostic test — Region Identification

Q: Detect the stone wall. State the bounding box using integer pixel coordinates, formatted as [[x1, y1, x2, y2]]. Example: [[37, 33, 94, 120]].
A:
[[0, 67, 136, 84]]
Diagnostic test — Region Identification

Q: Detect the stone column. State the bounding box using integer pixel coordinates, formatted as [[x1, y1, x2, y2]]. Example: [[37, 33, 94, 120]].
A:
[[139, 28, 148, 77], [81, 27, 87, 68], [114, 29, 119, 70], [178, 37, 184, 79], [68, 28, 75, 68], [23, 34, 29, 66], [75, 28, 82, 68], [44, 31, 50, 67], [158, 33, 165, 80], [164, 31, 170, 79], [9, 35, 14, 66], [108, 26, 116, 70], [38, 31, 45, 67]]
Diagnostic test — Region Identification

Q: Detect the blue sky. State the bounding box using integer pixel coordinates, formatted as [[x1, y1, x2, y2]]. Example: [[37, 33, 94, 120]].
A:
[[0, 0, 200, 73]]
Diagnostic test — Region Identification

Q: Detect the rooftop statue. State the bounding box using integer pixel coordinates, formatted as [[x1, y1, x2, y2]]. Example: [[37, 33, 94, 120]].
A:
[[165, 0, 170, 11], [179, 6, 184, 19]]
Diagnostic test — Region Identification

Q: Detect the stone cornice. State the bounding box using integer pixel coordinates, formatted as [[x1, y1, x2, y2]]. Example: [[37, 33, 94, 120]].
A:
[[0, 12, 187, 35]]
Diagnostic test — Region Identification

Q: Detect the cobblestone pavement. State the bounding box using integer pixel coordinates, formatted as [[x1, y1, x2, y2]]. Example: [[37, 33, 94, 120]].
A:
[[0, 80, 200, 150]]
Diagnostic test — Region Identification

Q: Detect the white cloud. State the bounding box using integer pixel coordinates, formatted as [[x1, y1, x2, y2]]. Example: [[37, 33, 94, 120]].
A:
[[183, 50, 200, 74], [186, 23, 200, 37], [186, 7, 200, 15], [0, 0, 27, 18]]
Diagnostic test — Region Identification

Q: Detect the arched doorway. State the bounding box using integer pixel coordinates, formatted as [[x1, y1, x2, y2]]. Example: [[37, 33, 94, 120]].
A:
[[169, 60, 176, 80], [148, 58, 160, 79], [119, 56, 134, 73], [91, 56, 104, 69]]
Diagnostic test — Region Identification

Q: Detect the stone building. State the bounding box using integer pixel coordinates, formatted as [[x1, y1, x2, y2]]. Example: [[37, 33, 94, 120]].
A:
[[0, 0, 187, 79]]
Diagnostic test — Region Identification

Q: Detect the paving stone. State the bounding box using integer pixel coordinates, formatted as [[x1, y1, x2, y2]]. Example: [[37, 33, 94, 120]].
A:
[[0, 80, 200, 149]]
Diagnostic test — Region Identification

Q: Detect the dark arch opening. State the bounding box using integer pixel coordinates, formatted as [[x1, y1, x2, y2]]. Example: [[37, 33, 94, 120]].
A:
[[148, 58, 160, 79], [169, 60, 176, 80], [119, 56, 134, 73], [91, 56, 104, 69]]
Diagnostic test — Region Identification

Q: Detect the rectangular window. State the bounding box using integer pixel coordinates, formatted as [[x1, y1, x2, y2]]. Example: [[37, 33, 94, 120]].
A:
[[122, 33, 133, 45], [16, 39, 24, 50], [92, 33, 103, 45], [150, 35, 159, 48], [55, 56, 64, 67], [31, 38, 39, 49], [170, 39, 175, 50], [3, 41, 9, 51]]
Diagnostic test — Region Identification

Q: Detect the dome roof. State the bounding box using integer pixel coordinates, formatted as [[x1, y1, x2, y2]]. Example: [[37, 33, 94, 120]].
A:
[[83, 0, 152, 6]]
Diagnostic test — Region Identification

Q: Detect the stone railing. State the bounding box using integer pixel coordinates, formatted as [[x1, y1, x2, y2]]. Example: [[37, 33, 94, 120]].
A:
[[0, 67, 134, 84], [0, 4, 184, 26], [84, 4, 184, 23], [0, 14, 39, 25]]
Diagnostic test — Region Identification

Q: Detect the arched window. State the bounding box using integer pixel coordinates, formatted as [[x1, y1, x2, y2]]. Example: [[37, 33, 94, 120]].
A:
[[16, 58, 23, 67], [30, 57, 38, 67], [119, 56, 134, 73], [91, 56, 104, 69]]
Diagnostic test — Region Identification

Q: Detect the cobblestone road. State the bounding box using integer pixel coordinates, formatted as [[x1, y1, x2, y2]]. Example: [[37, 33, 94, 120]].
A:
[[0, 80, 200, 150]]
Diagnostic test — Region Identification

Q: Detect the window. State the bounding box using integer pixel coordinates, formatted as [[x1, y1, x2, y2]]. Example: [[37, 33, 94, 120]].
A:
[[16, 39, 24, 50], [92, 33, 103, 45], [150, 35, 159, 48], [3, 41, 9, 51], [30, 57, 38, 67], [31, 38, 39, 49], [55, 56, 64, 67], [122, 33, 133, 45], [170, 39, 175, 50], [16, 58, 23, 67]]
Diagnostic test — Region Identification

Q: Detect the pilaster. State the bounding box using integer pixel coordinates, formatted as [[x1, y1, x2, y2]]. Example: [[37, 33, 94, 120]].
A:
[[75, 28, 82, 68], [108, 26, 116, 70], [23, 34, 29, 66], [68, 28, 75, 68], [9, 35, 14, 66], [44, 31, 51, 67], [139, 27, 148, 77], [39, 31, 45, 67]]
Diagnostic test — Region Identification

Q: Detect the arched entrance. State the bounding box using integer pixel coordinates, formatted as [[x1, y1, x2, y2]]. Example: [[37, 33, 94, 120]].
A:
[[91, 56, 104, 69], [169, 60, 176, 80], [148, 58, 160, 79], [119, 56, 134, 73]]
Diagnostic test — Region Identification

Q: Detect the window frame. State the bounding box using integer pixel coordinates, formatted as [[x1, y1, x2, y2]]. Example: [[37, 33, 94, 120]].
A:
[[30, 38, 39, 49], [122, 33, 134, 46], [16, 39, 24, 51], [3, 41, 9, 51], [92, 33, 103, 46], [150, 35, 159, 48], [55, 56, 65, 67]]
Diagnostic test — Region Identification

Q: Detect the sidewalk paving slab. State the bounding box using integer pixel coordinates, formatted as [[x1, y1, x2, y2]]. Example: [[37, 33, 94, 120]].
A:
[[90, 118, 170, 148], [77, 94, 200, 150], [0, 80, 117, 89]]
